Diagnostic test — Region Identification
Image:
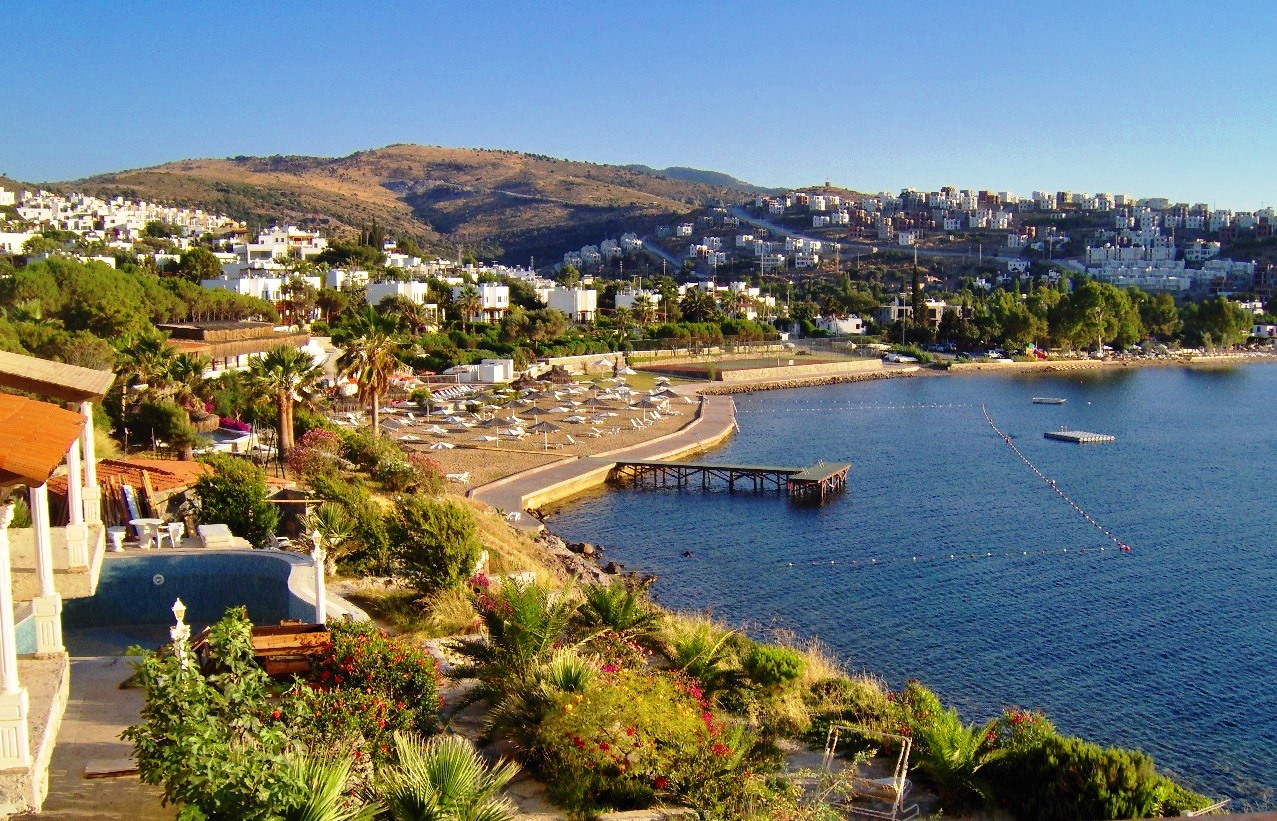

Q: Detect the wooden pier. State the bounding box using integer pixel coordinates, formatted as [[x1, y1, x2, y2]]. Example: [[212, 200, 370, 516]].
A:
[[1044, 427, 1115, 444], [611, 459, 850, 503]]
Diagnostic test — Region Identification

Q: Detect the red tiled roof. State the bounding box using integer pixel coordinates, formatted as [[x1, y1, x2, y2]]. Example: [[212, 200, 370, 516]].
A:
[[47, 457, 211, 496], [0, 394, 86, 488]]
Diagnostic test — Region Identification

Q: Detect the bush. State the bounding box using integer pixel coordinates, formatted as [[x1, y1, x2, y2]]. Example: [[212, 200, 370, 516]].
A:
[[340, 428, 401, 472], [987, 734, 1211, 820], [742, 644, 807, 689], [373, 458, 417, 492], [288, 427, 343, 479], [123, 608, 298, 819], [308, 473, 393, 575], [388, 495, 481, 596], [292, 620, 443, 765], [193, 453, 279, 548], [531, 669, 748, 814]]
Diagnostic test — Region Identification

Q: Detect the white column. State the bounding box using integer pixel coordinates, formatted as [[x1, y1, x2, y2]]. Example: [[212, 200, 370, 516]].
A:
[[310, 532, 327, 625], [79, 401, 101, 526], [29, 484, 63, 656], [64, 441, 88, 568], [0, 502, 31, 768]]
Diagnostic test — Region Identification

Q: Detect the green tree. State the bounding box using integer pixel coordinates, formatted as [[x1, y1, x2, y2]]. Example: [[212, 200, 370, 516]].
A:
[[387, 495, 481, 597], [679, 288, 719, 322], [193, 453, 280, 548], [1137, 291, 1182, 342], [126, 400, 200, 459], [176, 247, 223, 283], [246, 344, 323, 458]]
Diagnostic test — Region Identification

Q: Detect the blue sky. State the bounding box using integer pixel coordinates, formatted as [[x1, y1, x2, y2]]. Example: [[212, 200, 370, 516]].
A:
[[3, 1, 1274, 210]]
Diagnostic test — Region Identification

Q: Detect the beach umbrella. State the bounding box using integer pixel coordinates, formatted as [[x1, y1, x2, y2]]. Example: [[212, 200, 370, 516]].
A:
[[476, 417, 505, 428], [473, 434, 501, 447], [654, 388, 680, 399], [581, 396, 612, 408], [428, 441, 455, 450], [563, 415, 588, 423], [424, 424, 449, 435], [397, 433, 425, 443], [618, 366, 638, 376], [547, 405, 571, 414]]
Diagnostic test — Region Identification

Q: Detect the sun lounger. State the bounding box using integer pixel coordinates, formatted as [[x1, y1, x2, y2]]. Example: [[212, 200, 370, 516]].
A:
[[197, 524, 235, 549], [446, 472, 471, 484]]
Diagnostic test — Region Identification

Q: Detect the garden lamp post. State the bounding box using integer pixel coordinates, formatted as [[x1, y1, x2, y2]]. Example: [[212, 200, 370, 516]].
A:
[[170, 598, 190, 671], [310, 529, 327, 625]]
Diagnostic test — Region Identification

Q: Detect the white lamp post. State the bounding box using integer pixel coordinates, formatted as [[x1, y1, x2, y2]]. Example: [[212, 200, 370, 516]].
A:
[[170, 598, 190, 670], [310, 529, 327, 625]]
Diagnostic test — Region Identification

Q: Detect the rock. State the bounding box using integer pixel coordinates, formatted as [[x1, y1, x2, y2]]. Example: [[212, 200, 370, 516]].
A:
[[603, 561, 624, 575], [580, 543, 596, 557]]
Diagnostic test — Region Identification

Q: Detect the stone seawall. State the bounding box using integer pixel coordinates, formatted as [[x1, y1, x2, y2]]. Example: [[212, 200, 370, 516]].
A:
[[700, 368, 921, 395], [714, 358, 883, 383]]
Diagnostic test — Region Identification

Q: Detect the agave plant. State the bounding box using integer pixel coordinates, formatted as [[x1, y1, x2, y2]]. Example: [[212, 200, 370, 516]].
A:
[[913, 707, 1002, 811], [277, 755, 380, 821], [380, 733, 520, 821]]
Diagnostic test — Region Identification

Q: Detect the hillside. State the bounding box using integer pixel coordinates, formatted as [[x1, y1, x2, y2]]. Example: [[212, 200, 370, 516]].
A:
[[623, 164, 781, 195], [64, 145, 757, 262]]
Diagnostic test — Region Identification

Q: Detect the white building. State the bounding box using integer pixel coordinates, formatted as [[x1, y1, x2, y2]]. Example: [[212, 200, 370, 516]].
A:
[[364, 281, 440, 322], [452, 283, 510, 323], [614, 288, 662, 312], [818, 316, 865, 335], [543, 286, 598, 322]]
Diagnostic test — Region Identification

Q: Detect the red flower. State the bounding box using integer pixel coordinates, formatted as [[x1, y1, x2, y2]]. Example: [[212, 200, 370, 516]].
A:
[[271, 710, 281, 720], [654, 776, 669, 789]]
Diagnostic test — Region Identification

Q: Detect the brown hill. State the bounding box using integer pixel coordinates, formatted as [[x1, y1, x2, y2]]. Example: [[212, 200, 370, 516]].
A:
[[65, 145, 756, 263]]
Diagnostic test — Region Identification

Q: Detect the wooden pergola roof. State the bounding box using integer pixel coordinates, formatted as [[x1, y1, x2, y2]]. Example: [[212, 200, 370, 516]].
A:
[[0, 350, 114, 403], [0, 394, 86, 488]]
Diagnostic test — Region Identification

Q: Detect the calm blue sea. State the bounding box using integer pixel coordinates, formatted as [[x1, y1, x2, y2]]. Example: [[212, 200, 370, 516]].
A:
[[547, 364, 1277, 809]]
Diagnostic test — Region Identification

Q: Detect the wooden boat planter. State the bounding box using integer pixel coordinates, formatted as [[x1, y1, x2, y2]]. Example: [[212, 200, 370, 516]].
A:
[[191, 621, 331, 680]]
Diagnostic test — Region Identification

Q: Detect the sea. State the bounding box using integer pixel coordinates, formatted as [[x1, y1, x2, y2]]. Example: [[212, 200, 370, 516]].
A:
[[546, 363, 1277, 809]]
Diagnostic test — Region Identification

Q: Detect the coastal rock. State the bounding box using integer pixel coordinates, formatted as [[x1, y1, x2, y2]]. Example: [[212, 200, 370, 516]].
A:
[[602, 561, 624, 575]]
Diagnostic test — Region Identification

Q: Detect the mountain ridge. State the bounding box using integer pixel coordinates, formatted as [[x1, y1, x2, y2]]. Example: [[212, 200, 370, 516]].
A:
[[52, 145, 764, 262]]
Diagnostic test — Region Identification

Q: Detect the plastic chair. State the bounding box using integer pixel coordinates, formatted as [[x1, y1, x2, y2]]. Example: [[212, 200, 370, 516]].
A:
[[167, 522, 185, 548]]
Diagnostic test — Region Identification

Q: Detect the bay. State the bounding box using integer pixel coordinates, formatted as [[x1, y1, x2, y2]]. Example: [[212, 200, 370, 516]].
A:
[[547, 364, 1277, 809]]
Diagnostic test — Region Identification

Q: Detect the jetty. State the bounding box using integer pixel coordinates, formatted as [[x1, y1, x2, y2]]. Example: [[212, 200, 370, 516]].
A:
[[612, 459, 850, 502], [1044, 427, 1115, 444]]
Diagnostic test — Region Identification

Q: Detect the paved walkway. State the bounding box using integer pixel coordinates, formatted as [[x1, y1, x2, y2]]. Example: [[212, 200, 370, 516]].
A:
[[469, 394, 737, 530]]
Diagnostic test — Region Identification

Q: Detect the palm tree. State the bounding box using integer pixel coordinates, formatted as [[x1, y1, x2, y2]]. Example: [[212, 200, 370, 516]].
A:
[[278, 755, 379, 821], [301, 502, 354, 576], [454, 284, 482, 332], [631, 294, 656, 327], [167, 352, 211, 407], [114, 331, 177, 396], [246, 345, 323, 459], [380, 733, 519, 821], [336, 308, 402, 437], [914, 708, 1003, 810], [679, 288, 718, 322]]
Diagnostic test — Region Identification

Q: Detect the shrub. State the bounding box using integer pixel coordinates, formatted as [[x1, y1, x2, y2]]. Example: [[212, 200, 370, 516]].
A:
[[291, 620, 443, 765], [123, 608, 297, 819], [742, 644, 808, 689], [531, 669, 748, 814], [388, 495, 481, 597], [309, 472, 393, 574], [660, 616, 744, 702], [193, 453, 279, 548], [913, 707, 1001, 811], [987, 734, 1211, 820], [886, 679, 946, 739], [341, 428, 402, 472], [288, 427, 343, 478], [408, 451, 446, 496], [373, 458, 417, 492]]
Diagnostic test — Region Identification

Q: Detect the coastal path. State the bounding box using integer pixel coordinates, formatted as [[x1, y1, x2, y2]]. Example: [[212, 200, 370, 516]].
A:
[[468, 394, 739, 531]]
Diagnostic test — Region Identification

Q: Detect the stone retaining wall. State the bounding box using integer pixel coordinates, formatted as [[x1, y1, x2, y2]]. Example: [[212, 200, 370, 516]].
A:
[[700, 368, 920, 395], [714, 358, 883, 383]]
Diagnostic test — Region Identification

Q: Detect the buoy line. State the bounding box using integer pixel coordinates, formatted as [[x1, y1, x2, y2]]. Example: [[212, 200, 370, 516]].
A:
[[737, 402, 973, 412], [779, 543, 1125, 570], [981, 403, 1132, 553]]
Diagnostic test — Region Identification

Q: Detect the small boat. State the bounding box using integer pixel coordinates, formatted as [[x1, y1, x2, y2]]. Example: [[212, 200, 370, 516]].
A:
[[1031, 397, 1067, 405]]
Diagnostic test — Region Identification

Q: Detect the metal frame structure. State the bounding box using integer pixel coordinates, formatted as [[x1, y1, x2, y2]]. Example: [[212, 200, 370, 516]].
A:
[[821, 724, 919, 821]]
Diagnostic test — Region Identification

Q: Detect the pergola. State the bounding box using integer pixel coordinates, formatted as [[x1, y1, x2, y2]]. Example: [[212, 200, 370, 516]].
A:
[[0, 350, 113, 813]]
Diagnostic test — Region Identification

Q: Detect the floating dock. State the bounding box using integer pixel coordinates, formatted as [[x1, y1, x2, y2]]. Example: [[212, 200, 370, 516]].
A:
[[1044, 427, 1115, 444], [611, 459, 850, 503]]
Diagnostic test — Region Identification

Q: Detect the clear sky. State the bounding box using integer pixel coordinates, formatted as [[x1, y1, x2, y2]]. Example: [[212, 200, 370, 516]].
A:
[[3, 0, 1274, 210]]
